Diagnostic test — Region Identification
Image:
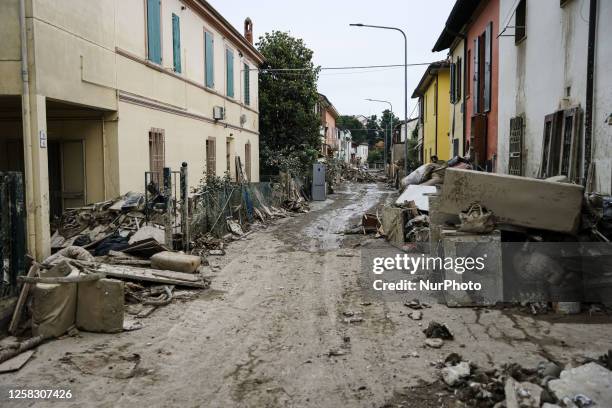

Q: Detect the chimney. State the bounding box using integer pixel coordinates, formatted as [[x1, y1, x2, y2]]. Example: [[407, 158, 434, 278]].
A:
[[244, 17, 253, 44]]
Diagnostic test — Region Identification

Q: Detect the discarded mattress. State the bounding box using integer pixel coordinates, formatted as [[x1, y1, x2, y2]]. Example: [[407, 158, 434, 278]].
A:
[[438, 169, 583, 234], [396, 185, 437, 211]]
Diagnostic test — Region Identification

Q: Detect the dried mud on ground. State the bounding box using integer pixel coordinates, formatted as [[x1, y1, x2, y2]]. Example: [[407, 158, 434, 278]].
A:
[[2, 182, 612, 408]]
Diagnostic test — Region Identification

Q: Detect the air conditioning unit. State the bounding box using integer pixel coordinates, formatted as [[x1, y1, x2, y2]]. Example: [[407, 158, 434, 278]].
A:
[[213, 106, 225, 120]]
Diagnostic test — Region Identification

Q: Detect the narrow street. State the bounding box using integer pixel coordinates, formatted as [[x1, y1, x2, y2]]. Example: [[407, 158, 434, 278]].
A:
[[4, 182, 612, 408]]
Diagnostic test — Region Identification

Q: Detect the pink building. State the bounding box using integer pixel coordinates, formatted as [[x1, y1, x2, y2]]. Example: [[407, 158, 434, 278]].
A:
[[316, 93, 339, 157]]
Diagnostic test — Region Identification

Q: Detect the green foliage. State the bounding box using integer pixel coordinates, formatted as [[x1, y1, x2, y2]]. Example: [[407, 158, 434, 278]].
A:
[[262, 145, 319, 177], [336, 115, 367, 144], [257, 31, 321, 176], [367, 149, 383, 164], [406, 136, 420, 170], [380, 109, 401, 144], [365, 115, 381, 146]]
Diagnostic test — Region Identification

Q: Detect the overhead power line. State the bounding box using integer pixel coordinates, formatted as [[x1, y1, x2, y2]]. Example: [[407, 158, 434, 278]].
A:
[[249, 62, 434, 72]]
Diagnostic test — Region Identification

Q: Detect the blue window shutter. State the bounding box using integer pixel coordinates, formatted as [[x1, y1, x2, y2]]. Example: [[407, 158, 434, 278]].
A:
[[146, 0, 161, 64], [244, 63, 250, 105], [205, 32, 214, 87], [226, 49, 234, 97], [172, 14, 181, 73]]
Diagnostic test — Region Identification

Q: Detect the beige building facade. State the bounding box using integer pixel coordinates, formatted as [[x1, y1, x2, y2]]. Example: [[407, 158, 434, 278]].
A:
[[0, 0, 263, 260]]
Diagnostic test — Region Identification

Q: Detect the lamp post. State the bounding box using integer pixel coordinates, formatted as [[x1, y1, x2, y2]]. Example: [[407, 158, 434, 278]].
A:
[[350, 23, 408, 175], [365, 98, 392, 175]]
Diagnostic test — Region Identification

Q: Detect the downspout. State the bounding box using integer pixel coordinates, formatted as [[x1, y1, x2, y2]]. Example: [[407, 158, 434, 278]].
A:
[[583, 0, 597, 187], [435, 75, 438, 157], [19, 0, 37, 256]]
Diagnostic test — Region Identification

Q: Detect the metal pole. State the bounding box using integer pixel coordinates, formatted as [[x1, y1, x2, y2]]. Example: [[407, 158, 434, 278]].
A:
[[352, 24, 408, 174], [180, 162, 189, 252], [403, 33, 408, 175]]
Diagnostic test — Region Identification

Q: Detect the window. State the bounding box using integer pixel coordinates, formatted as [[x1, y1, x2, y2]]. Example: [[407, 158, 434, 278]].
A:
[[466, 49, 471, 97], [515, 0, 526, 44], [508, 116, 524, 175], [539, 107, 582, 181], [226, 140, 231, 173], [206, 138, 216, 176], [473, 23, 492, 114], [244, 63, 250, 105], [204, 31, 214, 88], [484, 23, 492, 112], [172, 13, 181, 73], [146, 0, 162, 64], [226, 48, 234, 97], [149, 128, 165, 186], [455, 57, 462, 103], [245, 143, 251, 181]]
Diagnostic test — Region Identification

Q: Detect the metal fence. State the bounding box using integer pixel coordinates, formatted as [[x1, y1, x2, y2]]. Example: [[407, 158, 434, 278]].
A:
[[190, 181, 285, 238], [0, 172, 26, 299]]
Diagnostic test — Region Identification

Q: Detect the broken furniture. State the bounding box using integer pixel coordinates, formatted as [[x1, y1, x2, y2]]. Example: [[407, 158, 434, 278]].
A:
[[441, 230, 503, 307], [439, 169, 584, 234]]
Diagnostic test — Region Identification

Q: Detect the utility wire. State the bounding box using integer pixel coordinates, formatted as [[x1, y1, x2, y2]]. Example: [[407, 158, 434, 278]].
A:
[[249, 62, 434, 72]]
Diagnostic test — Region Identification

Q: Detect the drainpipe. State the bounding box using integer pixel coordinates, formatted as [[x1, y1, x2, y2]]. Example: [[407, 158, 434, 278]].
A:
[[19, 0, 37, 257], [583, 0, 597, 187]]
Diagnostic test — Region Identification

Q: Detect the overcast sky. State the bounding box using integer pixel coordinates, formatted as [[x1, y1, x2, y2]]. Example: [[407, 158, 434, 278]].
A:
[[209, 0, 455, 120]]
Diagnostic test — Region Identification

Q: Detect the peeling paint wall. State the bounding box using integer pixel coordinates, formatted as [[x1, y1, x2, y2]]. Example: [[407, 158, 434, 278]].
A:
[[498, 0, 611, 193]]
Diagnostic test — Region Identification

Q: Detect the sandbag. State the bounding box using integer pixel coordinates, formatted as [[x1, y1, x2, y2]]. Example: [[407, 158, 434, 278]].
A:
[[77, 279, 124, 333], [43, 246, 94, 265], [400, 163, 441, 189], [32, 276, 77, 338], [150, 251, 202, 273]]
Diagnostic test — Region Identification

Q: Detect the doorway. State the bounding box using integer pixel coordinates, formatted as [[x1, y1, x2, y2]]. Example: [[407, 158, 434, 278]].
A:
[[48, 140, 86, 219]]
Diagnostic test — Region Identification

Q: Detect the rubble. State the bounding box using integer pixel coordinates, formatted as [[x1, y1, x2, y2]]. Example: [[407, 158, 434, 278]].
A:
[[548, 362, 612, 406], [442, 361, 471, 386], [423, 321, 454, 340]]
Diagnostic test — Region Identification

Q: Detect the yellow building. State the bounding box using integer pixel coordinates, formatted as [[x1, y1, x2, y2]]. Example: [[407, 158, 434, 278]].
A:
[[412, 61, 451, 164], [0, 0, 263, 260]]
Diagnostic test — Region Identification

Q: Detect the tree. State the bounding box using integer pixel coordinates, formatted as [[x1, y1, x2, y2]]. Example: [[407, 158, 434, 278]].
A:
[[257, 31, 321, 176], [365, 115, 381, 146], [336, 115, 367, 144], [379, 109, 401, 160]]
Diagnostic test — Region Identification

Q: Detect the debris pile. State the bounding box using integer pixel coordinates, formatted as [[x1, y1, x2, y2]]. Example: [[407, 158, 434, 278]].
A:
[[435, 352, 612, 408]]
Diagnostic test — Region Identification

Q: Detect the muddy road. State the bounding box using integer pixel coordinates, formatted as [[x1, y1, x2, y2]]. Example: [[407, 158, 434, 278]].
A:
[[3, 182, 612, 408]]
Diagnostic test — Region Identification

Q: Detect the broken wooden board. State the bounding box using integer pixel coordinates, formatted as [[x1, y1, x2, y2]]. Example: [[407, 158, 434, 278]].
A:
[[80, 262, 207, 288], [0, 350, 35, 373], [381, 207, 405, 245], [439, 169, 583, 234]]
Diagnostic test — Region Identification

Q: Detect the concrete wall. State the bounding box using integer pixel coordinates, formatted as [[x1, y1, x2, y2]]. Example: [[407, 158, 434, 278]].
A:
[[0, 0, 22, 95], [117, 100, 259, 193], [498, 0, 611, 193]]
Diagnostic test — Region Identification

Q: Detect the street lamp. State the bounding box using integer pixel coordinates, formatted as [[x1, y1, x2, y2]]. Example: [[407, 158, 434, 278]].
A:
[[365, 98, 392, 175], [350, 23, 409, 175]]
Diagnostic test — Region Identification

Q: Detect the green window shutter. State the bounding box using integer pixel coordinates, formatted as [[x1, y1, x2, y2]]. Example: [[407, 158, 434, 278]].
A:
[[226, 49, 234, 97], [146, 0, 161, 64], [172, 14, 181, 73], [204, 31, 214, 88], [244, 63, 250, 105]]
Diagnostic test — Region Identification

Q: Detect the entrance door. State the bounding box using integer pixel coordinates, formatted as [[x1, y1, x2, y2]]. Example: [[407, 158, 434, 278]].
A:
[[48, 140, 86, 218], [61, 141, 86, 209]]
